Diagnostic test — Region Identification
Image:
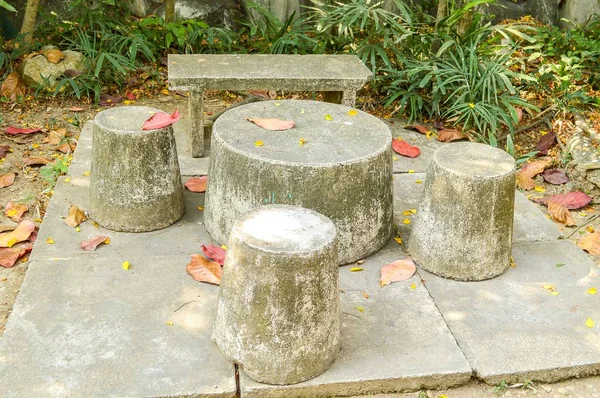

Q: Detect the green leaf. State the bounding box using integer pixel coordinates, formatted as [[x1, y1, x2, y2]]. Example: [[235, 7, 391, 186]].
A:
[[0, 0, 16, 12]]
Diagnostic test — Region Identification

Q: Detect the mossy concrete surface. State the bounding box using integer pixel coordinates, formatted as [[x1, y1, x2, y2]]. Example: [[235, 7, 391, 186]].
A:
[[90, 106, 185, 232], [204, 100, 393, 264], [408, 142, 516, 281], [213, 205, 340, 385]]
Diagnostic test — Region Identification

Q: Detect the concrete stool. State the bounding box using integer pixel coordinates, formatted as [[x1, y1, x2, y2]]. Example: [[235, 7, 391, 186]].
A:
[[407, 142, 516, 281], [204, 100, 393, 264], [90, 106, 185, 232], [212, 205, 340, 385]]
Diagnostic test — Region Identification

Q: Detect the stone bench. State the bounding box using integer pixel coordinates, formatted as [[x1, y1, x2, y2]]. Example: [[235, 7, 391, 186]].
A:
[[203, 99, 393, 265], [212, 205, 340, 385], [167, 54, 372, 157]]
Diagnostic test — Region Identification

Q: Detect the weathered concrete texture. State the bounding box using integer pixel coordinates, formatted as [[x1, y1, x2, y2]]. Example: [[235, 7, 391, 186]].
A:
[[213, 205, 340, 385], [389, 124, 446, 173], [91, 106, 185, 232], [0, 255, 236, 397], [204, 100, 393, 264], [421, 240, 600, 385], [393, 173, 560, 244], [239, 240, 472, 397], [73, 119, 211, 178], [408, 142, 516, 281], [29, 175, 210, 261], [20, 47, 86, 88], [168, 54, 372, 93]]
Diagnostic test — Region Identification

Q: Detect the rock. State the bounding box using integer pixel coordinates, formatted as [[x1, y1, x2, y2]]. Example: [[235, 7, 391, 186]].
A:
[[20, 48, 85, 88], [483, 0, 559, 25], [560, 0, 600, 27], [557, 387, 569, 395], [90, 106, 185, 232], [128, 0, 243, 27], [408, 142, 516, 281], [541, 384, 553, 392], [212, 205, 340, 385]]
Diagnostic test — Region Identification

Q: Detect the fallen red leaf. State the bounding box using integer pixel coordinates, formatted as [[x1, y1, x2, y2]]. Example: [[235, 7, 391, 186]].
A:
[[142, 110, 181, 130], [0, 173, 15, 188], [247, 118, 295, 131], [380, 258, 417, 286], [69, 106, 85, 112], [516, 160, 549, 190], [65, 205, 87, 227], [392, 138, 420, 158], [81, 236, 109, 251], [0, 220, 36, 248], [0, 145, 10, 159], [4, 126, 42, 135], [542, 169, 569, 185], [126, 92, 136, 101], [186, 254, 222, 285], [436, 128, 466, 143], [406, 124, 428, 134], [185, 176, 207, 192], [0, 244, 33, 268], [22, 156, 52, 166], [4, 202, 28, 222], [536, 131, 556, 155], [578, 232, 600, 255], [202, 244, 226, 266], [547, 201, 575, 226], [535, 191, 592, 210]]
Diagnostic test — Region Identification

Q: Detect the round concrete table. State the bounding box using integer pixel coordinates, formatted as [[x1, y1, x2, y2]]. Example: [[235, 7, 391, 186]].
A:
[[204, 100, 393, 264]]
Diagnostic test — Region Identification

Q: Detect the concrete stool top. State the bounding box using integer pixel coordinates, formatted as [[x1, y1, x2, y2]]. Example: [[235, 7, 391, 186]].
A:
[[94, 106, 162, 134], [434, 142, 515, 178], [213, 100, 391, 165], [234, 205, 337, 255]]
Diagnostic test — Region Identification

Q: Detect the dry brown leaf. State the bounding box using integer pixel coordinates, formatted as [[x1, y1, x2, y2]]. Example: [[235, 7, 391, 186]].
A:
[[437, 128, 466, 142], [0, 220, 36, 248], [56, 143, 71, 153], [548, 201, 575, 226], [186, 254, 222, 285], [47, 128, 67, 145], [1, 72, 26, 102], [65, 205, 87, 227], [0, 173, 16, 188], [380, 258, 417, 287], [407, 124, 428, 134], [578, 232, 600, 255], [0, 244, 33, 268], [81, 236, 109, 251], [4, 202, 28, 222], [516, 160, 549, 190], [22, 156, 52, 166], [42, 49, 65, 64]]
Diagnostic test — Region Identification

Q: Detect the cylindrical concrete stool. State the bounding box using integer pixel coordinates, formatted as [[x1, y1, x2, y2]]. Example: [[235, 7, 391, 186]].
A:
[[204, 100, 393, 264], [90, 106, 185, 232], [212, 205, 340, 385], [407, 142, 516, 281]]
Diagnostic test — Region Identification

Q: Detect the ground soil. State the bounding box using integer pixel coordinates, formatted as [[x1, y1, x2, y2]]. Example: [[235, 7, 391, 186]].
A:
[[1, 91, 600, 397]]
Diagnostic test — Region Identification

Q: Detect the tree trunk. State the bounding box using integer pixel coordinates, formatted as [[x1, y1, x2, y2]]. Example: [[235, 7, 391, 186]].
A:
[[20, 0, 41, 45], [436, 0, 448, 28], [165, 0, 175, 22]]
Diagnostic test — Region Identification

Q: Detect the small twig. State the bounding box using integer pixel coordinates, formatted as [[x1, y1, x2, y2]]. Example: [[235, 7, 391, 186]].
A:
[[563, 213, 600, 239], [342, 311, 362, 320], [174, 300, 196, 313]]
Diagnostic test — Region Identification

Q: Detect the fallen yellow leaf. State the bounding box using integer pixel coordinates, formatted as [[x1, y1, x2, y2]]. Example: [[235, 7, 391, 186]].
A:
[[64, 177, 71, 183], [324, 114, 333, 121], [46, 237, 55, 244], [122, 261, 130, 270], [394, 236, 403, 245], [350, 267, 364, 272], [83, 170, 91, 176], [534, 186, 546, 192], [355, 306, 364, 313], [197, 206, 204, 211], [347, 109, 358, 116], [75, 226, 80, 232], [408, 170, 415, 173], [92, 221, 99, 228], [221, 245, 228, 250], [403, 218, 411, 225], [415, 180, 423, 184], [254, 140, 264, 147], [587, 287, 597, 295], [104, 237, 110, 244], [409, 209, 417, 214], [403, 210, 412, 216], [586, 317, 594, 328], [299, 138, 306, 146], [410, 283, 417, 290], [166, 321, 174, 326]]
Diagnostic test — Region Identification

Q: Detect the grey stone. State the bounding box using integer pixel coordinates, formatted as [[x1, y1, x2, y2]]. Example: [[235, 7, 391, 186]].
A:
[[408, 142, 516, 281], [484, 0, 559, 25], [204, 100, 393, 264], [20, 49, 85, 88], [213, 205, 340, 385], [560, 0, 600, 27], [168, 54, 372, 157], [420, 240, 600, 385], [239, 240, 472, 397], [128, 0, 243, 27], [90, 106, 185, 232], [0, 256, 236, 397], [389, 124, 445, 173], [393, 173, 560, 244]]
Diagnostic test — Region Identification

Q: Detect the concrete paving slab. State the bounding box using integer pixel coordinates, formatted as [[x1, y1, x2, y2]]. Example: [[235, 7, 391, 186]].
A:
[[389, 124, 444, 173], [29, 176, 212, 261], [392, 174, 561, 243], [72, 120, 210, 178], [239, 240, 472, 397], [420, 240, 600, 384], [0, 255, 236, 397]]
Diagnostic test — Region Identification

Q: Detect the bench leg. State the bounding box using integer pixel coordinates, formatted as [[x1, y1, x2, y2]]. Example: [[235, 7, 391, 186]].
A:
[[322, 91, 343, 104], [342, 90, 357, 108], [189, 89, 205, 158]]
